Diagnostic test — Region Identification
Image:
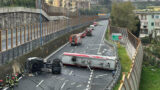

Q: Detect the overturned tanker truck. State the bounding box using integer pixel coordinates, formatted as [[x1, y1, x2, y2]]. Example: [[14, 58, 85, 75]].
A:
[[25, 57, 62, 74], [61, 52, 117, 70]]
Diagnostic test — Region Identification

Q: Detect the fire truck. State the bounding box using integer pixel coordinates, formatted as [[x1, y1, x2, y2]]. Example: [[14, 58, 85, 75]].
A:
[[61, 52, 117, 70], [93, 22, 98, 26], [85, 28, 92, 36], [90, 25, 94, 30], [69, 34, 82, 46]]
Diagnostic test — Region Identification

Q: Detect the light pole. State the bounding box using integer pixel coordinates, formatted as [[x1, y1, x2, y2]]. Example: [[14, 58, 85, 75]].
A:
[[39, 0, 43, 46]]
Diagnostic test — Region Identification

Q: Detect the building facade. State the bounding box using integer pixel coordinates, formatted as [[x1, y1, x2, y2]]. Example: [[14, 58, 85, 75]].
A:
[[45, 0, 90, 12], [135, 8, 160, 37]]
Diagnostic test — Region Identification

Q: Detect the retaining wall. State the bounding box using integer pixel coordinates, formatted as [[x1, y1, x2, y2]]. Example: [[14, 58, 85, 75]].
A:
[[0, 19, 93, 79], [108, 24, 143, 90]]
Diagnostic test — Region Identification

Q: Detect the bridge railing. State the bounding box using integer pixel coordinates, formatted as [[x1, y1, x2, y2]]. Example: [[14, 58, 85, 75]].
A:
[[108, 20, 143, 90]]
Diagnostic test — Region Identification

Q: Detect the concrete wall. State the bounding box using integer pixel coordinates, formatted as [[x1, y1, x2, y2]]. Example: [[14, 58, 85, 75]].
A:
[[0, 7, 68, 29], [108, 24, 143, 90], [0, 20, 92, 65], [0, 19, 94, 79]]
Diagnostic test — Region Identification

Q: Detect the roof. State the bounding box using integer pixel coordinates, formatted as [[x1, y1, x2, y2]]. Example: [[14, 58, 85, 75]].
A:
[[63, 52, 116, 60]]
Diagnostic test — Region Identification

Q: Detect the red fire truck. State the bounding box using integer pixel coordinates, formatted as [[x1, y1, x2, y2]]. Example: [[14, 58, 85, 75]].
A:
[[61, 52, 117, 70], [69, 34, 82, 46]]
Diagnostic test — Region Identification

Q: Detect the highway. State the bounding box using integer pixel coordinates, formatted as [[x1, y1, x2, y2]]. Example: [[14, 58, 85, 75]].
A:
[[8, 20, 116, 90]]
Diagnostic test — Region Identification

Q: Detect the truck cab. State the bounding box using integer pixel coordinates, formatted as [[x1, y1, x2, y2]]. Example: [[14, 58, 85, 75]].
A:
[[25, 57, 61, 74]]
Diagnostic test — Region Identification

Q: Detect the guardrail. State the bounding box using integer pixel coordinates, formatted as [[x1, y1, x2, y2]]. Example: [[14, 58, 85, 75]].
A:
[[108, 21, 143, 90]]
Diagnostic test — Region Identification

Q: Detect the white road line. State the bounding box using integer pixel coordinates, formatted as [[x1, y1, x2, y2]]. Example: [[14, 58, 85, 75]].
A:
[[97, 22, 107, 54], [61, 80, 68, 90], [3, 87, 8, 90], [36, 80, 44, 87], [71, 82, 76, 85], [77, 84, 82, 87], [60, 77, 65, 81], [18, 76, 23, 81], [69, 71, 73, 75], [95, 74, 108, 78], [44, 42, 69, 62]]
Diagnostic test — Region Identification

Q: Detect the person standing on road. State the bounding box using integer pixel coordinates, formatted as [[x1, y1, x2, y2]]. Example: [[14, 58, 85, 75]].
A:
[[0, 80, 3, 90], [112, 70, 115, 78], [9, 76, 15, 88], [5, 74, 9, 86], [14, 73, 18, 86]]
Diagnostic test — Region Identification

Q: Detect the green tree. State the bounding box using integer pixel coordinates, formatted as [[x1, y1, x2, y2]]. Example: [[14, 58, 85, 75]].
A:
[[111, 2, 138, 32]]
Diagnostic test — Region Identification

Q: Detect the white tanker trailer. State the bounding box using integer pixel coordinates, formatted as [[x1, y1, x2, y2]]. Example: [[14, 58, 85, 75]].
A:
[[61, 52, 117, 70]]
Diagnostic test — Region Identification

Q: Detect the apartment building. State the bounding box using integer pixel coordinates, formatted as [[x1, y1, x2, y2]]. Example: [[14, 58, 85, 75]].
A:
[[45, 0, 90, 12], [135, 7, 160, 37]]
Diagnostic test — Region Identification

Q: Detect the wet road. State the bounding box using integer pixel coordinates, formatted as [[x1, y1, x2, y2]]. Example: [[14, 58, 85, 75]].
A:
[[10, 20, 116, 90]]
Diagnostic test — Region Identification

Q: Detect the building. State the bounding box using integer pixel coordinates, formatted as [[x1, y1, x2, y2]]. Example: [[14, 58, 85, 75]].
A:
[[135, 7, 160, 37], [45, 0, 90, 12]]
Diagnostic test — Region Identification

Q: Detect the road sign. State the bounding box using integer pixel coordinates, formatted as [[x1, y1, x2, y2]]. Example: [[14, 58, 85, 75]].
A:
[[112, 33, 122, 41]]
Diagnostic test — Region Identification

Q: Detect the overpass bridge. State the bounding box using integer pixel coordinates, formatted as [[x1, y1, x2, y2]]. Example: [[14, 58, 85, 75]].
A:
[[0, 7, 68, 29]]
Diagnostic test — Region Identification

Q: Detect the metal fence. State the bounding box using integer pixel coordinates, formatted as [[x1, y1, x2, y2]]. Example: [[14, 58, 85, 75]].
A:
[[108, 22, 143, 90]]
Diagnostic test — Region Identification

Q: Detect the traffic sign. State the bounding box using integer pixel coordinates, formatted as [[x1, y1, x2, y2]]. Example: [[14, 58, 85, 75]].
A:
[[112, 33, 122, 41]]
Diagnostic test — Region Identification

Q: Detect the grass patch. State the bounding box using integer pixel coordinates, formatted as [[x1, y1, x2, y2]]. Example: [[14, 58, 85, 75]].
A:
[[139, 65, 160, 90], [105, 28, 132, 90], [113, 45, 132, 90], [106, 29, 110, 41]]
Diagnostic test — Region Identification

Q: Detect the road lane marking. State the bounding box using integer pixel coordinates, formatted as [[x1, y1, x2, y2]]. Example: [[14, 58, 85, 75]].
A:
[[95, 74, 108, 78], [61, 80, 68, 90], [60, 77, 65, 81], [69, 71, 73, 75], [71, 82, 76, 85], [44, 42, 69, 62], [36, 80, 44, 87], [3, 87, 8, 90], [77, 84, 82, 87], [86, 70, 94, 90], [97, 23, 107, 54]]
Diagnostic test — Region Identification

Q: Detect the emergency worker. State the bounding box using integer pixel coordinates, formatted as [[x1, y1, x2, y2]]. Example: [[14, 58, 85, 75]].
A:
[[5, 74, 9, 86], [9, 76, 15, 88], [0, 80, 3, 90], [14, 73, 18, 86]]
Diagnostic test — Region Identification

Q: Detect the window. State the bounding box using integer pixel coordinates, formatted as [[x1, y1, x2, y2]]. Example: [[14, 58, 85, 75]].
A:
[[155, 15, 159, 19], [151, 22, 154, 26], [152, 15, 154, 19]]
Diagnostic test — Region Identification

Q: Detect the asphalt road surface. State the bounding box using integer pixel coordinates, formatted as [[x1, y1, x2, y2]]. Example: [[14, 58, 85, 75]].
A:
[[9, 20, 116, 90]]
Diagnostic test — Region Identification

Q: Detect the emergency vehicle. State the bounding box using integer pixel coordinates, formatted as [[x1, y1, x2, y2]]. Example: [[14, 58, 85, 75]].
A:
[[85, 28, 92, 36], [93, 22, 98, 26], [90, 25, 94, 30], [80, 31, 86, 38], [69, 34, 82, 46], [61, 52, 117, 70]]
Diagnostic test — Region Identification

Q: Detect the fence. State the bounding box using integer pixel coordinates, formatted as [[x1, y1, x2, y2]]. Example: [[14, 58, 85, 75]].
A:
[[108, 23, 143, 90], [0, 16, 98, 65]]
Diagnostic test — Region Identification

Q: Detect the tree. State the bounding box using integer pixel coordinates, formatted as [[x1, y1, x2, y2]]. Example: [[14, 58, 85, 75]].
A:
[[111, 2, 138, 33]]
